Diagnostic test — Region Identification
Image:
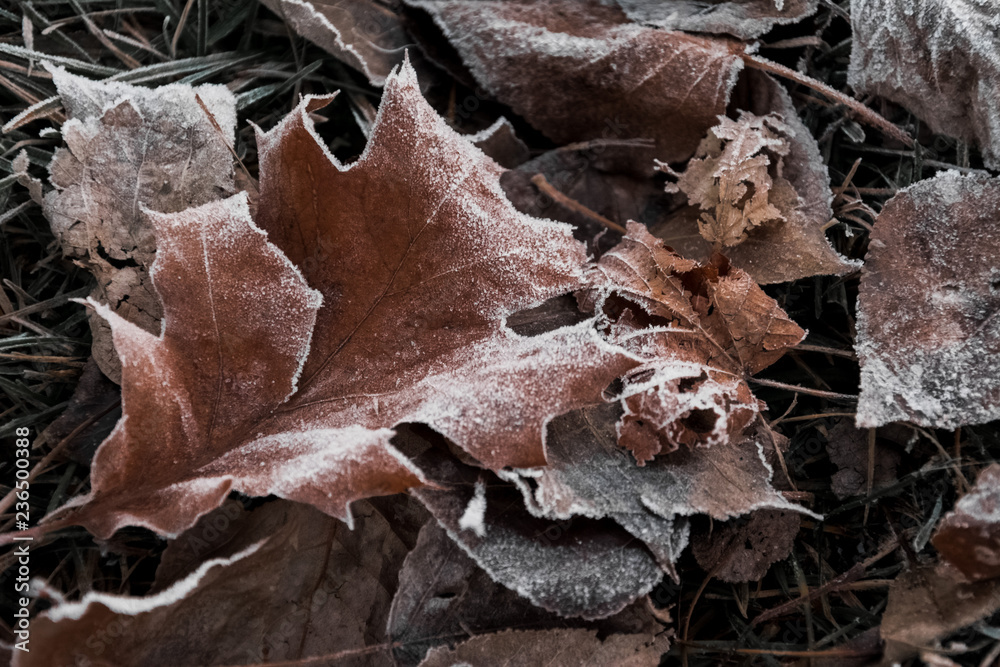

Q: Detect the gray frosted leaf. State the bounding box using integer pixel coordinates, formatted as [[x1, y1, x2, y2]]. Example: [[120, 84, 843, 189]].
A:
[[849, 0, 1000, 168]]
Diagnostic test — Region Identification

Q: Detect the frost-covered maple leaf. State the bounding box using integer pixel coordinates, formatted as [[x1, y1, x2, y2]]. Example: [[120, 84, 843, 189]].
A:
[[43, 61, 635, 539]]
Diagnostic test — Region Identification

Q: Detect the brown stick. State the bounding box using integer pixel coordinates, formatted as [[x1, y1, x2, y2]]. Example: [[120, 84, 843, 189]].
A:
[[530, 173, 627, 234], [741, 52, 913, 147]]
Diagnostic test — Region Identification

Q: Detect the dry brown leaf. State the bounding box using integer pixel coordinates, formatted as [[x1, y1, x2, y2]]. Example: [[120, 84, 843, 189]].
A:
[[43, 68, 237, 383], [880, 561, 1000, 665], [615, 0, 819, 40], [387, 519, 663, 665], [20, 498, 424, 667], [418, 627, 672, 667], [259, 0, 413, 86], [44, 62, 635, 540], [826, 419, 899, 500], [932, 464, 1000, 582], [590, 222, 804, 461], [467, 116, 531, 168], [690, 508, 801, 582], [651, 71, 860, 284], [403, 0, 743, 163], [856, 170, 1000, 429], [661, 111, 791, 248], [849, 0, 1000, 169]]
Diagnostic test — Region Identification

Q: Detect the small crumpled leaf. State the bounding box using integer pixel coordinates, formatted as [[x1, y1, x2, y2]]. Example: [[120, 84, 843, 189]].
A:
[[661, 111, 791, 248], [387, 519, 663, 666], [690, 509, 801, 582], [652, 71, 860, 284], [932, 464, 1000, 581], [849, 0, 1000, 169], [881, 561, 1000, 665], [44, 67, 237, 383], [47, 61, 635, 541], [403, 0, 743, 163], [615, 0, 820, 40], [589, 222, 804, 462], [259, 0, 413, 87], [856, 170, 1000, 429], [418, 627, 672, 667], [20, 498, 424, 667]]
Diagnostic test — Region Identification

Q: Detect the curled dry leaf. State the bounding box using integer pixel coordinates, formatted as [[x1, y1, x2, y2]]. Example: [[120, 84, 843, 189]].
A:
[[881, 561, 1000, 665], [690, 508, 801, 582], [403, 0, 744, 163], [849, 0, 1000, 169], [44, 68, 237, 383], [502, 403, 813, 581], [615, 0, 819, 40], [661, 111, 792, 249], [932, 464, 1000, 581], [259, 0, 413, 87], [651, 71, 860, 284], [45, 62, 635, 539], [20, 498, 424, 667], [406, 439, 664, 620], [589, 222, 804, 462], [387, 520, 662, 665], [856, 170, 1000, 429], [417, 627, 672, 667]]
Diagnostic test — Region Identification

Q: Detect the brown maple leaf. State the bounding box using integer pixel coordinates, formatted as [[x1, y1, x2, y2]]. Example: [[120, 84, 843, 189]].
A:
[[403, 0, 743, 163], [856, 170, 1000, 429], [43, 67, 238, 383], [849, 0, 1000, 169], [42, 62, 635, 540]]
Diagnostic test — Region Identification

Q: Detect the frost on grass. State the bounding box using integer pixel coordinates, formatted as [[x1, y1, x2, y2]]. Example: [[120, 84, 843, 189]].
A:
[[43, 61, 635, 539], [44, 68, 237, 383], [403, 0, 743, 163], [23, 499, 423, 667], [615, 0, 818, 40], [856, 170, 1000, 429], [849, 0, 1000, 169]]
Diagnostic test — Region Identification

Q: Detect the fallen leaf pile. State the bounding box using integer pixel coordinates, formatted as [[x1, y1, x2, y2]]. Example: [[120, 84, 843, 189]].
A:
[[4, 0, 1000, 664]]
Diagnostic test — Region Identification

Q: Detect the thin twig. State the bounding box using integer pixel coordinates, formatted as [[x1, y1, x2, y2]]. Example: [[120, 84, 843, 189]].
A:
[[530, 173, 627, 234]]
